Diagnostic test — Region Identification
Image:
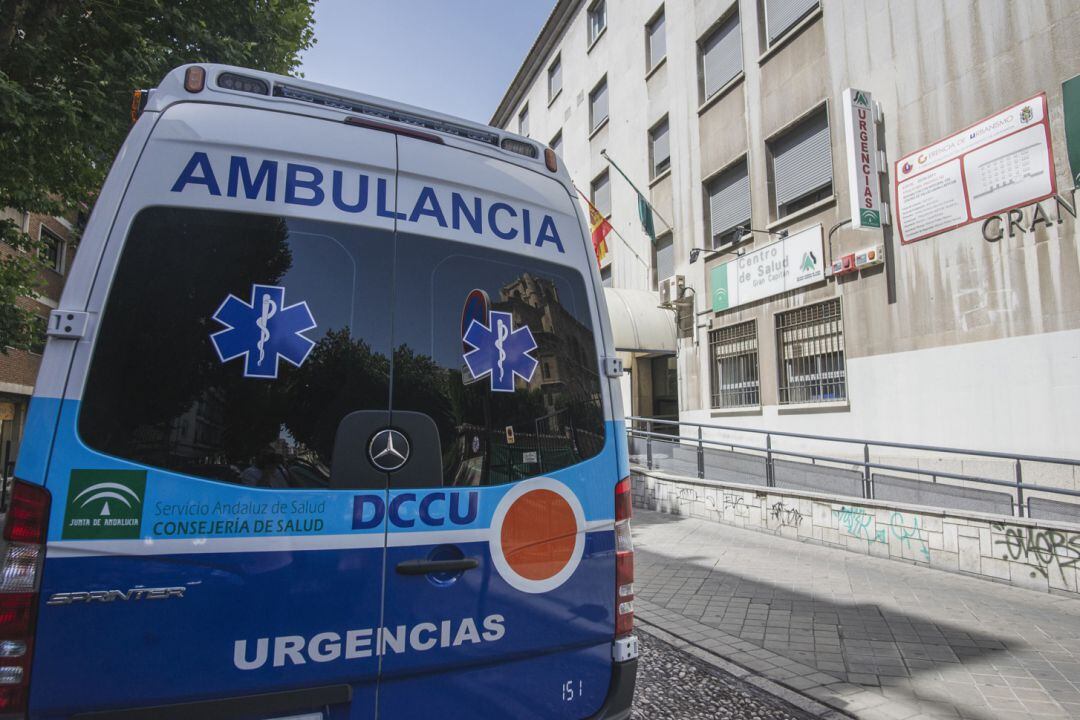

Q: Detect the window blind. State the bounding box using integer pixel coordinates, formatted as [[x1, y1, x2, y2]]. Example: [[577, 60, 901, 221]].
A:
[[765, 0, 818, 44], [701, 14, 742, 100], [706, 161, 751, 246], [772, 109, 832, 208]]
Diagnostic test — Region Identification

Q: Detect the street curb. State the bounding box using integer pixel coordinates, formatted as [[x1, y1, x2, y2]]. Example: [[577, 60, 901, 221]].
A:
[[634, 617, 854, 720]]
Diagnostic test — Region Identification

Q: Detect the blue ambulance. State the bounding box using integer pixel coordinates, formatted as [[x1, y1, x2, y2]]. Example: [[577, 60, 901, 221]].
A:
[[7, 65, 637, 718]]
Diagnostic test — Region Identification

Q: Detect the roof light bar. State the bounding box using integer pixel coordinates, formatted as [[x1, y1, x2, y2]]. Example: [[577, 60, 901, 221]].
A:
[[217, 72, 270, 96], [500, 137, 537, 158], [274, 83, 499, 146]]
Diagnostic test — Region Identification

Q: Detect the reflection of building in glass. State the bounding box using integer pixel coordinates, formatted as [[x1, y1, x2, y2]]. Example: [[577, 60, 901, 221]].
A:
[[493, 272, 598, 411], [167, 390, 227, 463]]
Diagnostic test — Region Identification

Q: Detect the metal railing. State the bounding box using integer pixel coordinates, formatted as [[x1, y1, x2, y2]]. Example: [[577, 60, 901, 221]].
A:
[[626, 415, 1080, 518]]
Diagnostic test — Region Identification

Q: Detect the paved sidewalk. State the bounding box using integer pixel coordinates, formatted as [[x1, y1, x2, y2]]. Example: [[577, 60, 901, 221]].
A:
[[633, 508, 1080, 720]]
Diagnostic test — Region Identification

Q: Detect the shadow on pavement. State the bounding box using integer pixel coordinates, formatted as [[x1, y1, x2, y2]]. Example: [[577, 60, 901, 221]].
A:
[[629, 510, 1070, 720]]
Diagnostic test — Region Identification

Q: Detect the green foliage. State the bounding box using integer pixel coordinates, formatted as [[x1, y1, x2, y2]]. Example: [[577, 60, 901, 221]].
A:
[[0, 0, 317, 350]]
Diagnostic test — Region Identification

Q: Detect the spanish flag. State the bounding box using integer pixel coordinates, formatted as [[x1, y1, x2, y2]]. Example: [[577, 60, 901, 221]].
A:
[[582, 195, 611, 268]]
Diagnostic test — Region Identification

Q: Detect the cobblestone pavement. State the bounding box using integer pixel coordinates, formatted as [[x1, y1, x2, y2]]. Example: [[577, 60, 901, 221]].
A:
[[632, 629, 819, 720], [633, 509, 1080, 720]]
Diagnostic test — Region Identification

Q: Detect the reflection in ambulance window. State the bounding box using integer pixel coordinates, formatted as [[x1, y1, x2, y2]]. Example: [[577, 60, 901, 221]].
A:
[[391, 233, 606, 487]]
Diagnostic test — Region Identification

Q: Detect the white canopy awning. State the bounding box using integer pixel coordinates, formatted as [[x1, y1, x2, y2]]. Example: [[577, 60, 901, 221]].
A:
[[603, 287, 677, 355]]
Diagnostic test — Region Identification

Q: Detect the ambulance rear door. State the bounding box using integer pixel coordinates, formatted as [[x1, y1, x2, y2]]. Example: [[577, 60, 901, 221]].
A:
[[375, 137, 620, 719], [30, 100, 398, 717]]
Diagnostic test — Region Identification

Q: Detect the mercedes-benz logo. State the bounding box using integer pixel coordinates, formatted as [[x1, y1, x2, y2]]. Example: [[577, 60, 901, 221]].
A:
[[369, 428, 410, 472]]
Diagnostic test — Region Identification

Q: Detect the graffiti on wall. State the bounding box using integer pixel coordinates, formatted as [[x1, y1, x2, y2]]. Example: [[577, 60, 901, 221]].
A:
[[833, 506, 886, 543], [992, 523, 1080, 580], [770, 501, 804, 527], [832, 507, 930, 560]]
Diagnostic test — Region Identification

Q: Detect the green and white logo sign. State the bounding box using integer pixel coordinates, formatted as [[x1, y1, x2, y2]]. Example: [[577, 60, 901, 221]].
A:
[[62, 469, 146, 540], [711, 225, 825, 312], [842, 88, 883, 231], [712, 262, 731, 311]]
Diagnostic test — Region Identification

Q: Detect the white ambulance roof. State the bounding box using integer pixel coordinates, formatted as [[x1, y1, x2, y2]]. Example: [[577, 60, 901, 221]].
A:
[[143, 64, 565, 185]]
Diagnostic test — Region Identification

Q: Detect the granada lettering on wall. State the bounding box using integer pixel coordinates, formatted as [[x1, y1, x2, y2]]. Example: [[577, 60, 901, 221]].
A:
[[895, 93, 1056, 244], [981, 188, 1077, 241]]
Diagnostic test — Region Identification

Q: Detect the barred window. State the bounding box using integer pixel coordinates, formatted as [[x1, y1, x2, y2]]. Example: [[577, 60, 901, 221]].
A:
[[776, 299, 845, 405], [709, 321, 759, 408]]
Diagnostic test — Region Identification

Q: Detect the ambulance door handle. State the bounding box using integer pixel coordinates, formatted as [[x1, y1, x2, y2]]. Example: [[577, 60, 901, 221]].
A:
[[396, 558, 479, 575]]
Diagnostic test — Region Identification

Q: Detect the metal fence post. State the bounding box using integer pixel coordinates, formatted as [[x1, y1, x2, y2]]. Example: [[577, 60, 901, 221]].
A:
[[863, 443, 872, 499], [1015, 459, 1024, 517], [697, 426, 705, 479], [646, 420, 653, 470], [765, 433, 774, 487]]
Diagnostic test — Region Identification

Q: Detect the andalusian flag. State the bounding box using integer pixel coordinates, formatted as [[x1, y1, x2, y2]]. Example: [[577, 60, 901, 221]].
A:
[[581, 193, 612, 268]]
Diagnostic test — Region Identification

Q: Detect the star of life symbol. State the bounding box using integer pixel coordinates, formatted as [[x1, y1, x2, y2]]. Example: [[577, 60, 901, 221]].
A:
[[210, 285, 317, 379], [463, 310, 538, 392]]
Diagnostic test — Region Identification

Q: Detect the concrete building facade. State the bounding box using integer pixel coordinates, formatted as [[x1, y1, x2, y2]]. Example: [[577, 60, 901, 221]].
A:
[[492, 0, 1080, 459]]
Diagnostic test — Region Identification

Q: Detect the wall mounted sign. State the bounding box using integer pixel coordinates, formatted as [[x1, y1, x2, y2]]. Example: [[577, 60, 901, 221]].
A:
[[842, 88, 882, 229], [1064, 75, 1080, 185], [711, 224, 825, 312], [895, 93, 1055, 244]]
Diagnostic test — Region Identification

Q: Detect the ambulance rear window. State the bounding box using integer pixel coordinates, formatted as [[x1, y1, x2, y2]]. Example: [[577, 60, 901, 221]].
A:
[[78, 207, 605, 488]]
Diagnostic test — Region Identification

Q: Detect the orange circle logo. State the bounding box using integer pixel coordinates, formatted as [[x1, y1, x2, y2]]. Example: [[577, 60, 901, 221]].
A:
[[489, 478, 585, 593], [501, 489, 577, 581]]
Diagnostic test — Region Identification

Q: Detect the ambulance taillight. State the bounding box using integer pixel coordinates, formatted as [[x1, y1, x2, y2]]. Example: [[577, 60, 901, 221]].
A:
[[614, 477, 634, 637], [0, 480, 50, 715]]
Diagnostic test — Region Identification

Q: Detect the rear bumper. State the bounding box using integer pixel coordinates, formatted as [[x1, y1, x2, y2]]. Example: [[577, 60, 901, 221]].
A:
[[587, 658, 637, 720]]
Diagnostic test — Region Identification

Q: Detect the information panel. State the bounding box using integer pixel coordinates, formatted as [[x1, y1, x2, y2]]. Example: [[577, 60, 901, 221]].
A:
[[711, 225, 824, 312], [894, 93, 1055, 244]]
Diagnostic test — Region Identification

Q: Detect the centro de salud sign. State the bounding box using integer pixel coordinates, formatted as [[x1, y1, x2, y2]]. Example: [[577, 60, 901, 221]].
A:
[[711, 224, 825, 312]]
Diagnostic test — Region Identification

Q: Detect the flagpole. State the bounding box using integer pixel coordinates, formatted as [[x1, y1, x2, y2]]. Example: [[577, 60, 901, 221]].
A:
[[574, 186, 651, 271], [600, 149, 673, 233]]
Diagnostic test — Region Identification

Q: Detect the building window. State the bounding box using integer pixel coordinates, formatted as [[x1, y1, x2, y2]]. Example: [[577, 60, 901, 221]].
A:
[[589, 76, 609, 132], [763, 0, 819, 47], [28, 313, 48, 355], [646, 8, 666, 72], [39, 227, 63, 273], [548, 55, 562, 102], [653, 232, 674, 285], [705, 158, 751, 249], [600, 265, 613, 287], [549, 130, 563, 156], [518, 104, 529, 137], [590, 170, 611, 218], [649, 117, 670, 179], [709, 321, 759, 408], [588, 0, 607, 46], [769, 106, 832, 218], [699, 12, 742, 103], [776, 298, 845, 405]]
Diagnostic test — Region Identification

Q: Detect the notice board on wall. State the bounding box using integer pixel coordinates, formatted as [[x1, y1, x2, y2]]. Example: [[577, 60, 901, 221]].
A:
[[894, 93, 1055, 244]]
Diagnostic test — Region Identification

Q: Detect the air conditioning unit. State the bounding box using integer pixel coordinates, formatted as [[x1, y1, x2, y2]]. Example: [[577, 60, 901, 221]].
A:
[[659, 275, 685, 305]]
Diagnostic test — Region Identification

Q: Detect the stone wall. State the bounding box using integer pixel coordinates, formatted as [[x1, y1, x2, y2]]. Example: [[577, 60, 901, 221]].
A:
[[633, 467, 1080, 598]]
